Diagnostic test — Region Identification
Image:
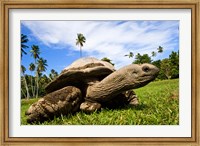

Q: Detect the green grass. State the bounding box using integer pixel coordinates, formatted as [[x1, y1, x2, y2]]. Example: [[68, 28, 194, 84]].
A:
[[21, 79, 179, 125]]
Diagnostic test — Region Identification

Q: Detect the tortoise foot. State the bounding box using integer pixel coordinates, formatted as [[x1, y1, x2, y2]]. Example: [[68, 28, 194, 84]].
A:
[[124, 90, 139, 106], [128, 97, 139, 106], [80, 101, 101, 113]]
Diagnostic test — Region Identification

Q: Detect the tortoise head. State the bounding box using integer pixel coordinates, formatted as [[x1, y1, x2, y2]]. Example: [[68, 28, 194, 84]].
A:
[[125, 63, 160, 88]]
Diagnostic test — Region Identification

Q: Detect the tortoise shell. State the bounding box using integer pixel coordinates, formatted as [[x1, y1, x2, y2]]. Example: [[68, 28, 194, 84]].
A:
[[45, 57, 115, 93]]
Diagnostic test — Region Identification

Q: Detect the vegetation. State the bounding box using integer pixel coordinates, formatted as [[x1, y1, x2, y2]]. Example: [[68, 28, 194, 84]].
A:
[[124, 51, 134, 58], [20, 34, 58, 99], [125, 46, 179, 80], [21, 65, 30, 99], [49, 69, 59, 81], [76, 33, 86, 58], [21, 34, 29, 57], [21, 79, 179, 125], [101, 57, 115, 66], [133, 53, 152, 64], [157, 46, 164, 53]]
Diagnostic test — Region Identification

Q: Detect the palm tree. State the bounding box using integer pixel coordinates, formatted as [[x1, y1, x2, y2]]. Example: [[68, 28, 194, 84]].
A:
[[151, 51, 157, 57], [125, 52, 134, 58], [49, 69, 58, 81], [40, 74, 50, 85], [21, 65, 26, 75], [21, 34, 29, 58], [157, 46, 163, 53], [30, 45, 40, 62], [76, 33, 86, 57], [21, 34, 30, 99], [36, 57, 48, 98], [29, 63, 35, 97], [37, 58, 48, 73], [21, 65, 30, 100], [39, 74, 51, 97], [30, 45, 40, 98], [101, 57, 115, 66]]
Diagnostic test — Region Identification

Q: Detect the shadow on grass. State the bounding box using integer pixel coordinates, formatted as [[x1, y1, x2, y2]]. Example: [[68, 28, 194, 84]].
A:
[[124, 103, 149, 110], [100, 102, 149, 111], [134, 104, 148, 110]]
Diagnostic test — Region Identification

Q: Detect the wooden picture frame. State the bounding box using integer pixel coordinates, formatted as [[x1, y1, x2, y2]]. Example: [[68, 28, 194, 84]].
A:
[[1, 0, 199, 145]]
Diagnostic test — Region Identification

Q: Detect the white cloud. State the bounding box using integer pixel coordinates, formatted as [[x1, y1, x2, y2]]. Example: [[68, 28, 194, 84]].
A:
[[22, 20, 179, 69]]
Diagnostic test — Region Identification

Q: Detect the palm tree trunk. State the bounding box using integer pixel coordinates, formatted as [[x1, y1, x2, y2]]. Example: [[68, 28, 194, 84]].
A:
[[30, 74, 35, 97], [21, 88, 26, 99], [35, 70, 39, 98], [34, 60, 38, 98], [24, 76, 30, 100], [36, 72, 39, 98], [21, 67, 30, 100], [33, 77, 36, 97]]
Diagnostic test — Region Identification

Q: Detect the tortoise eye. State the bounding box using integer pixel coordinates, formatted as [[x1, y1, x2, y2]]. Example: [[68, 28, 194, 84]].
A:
[[142, 66, 150, 72]]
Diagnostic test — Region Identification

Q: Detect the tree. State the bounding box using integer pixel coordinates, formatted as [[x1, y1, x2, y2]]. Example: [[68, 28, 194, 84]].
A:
[[39, 74, 51, 96], [29, 63, 35, 73], [30, 45, 40, 61], [36, 57, 48, 98], [76, 33, 86, 57], [156, 51, 179, 80], [124, 52, 134, 58], [157, 46, 163, 53], [21, 65, 30, 99], [49, 69, 58, 81], [37, 58, 48, 73], [29, 63, 36, 97], [133, 53, 152, 64], [152, 60, 161, 69], [160, 59, 172, 79], [101, 57, 115, 66], [21, 34, 29, 58], [169, 51, 179, 78], [169, 51, 179, 66], [152, 60, 167, 80], [151, 51, 157, 57], [21, 34, 30, 99], [30, 45, 40, 98]]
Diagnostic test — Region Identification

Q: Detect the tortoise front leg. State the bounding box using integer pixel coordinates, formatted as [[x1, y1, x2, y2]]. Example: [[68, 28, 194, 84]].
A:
[[124, 90, 139, 106], [100, 90, 139, 109], [79, 90, 139, 113], [25, 86, 82, 124]]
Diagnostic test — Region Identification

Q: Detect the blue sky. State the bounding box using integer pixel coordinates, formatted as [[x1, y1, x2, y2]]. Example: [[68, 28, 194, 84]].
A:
[[21, 20, 179, 75]]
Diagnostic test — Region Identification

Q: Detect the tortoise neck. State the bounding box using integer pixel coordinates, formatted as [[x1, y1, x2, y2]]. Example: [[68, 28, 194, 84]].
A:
[[86, 69, 134, 102]]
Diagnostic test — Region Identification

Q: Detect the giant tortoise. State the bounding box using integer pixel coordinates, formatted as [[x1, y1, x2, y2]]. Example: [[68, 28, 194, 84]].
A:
[[25, 57, 159, 123]]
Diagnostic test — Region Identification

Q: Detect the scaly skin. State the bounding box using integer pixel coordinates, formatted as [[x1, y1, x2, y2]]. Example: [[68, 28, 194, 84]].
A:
[[25, 86, 82, 123], [80, 90, 139, 113], [86, 63, 159, 102]]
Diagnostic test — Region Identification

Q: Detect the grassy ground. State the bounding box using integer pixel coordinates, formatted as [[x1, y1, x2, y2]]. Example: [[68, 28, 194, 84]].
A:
[[21, 79, 179, 125]]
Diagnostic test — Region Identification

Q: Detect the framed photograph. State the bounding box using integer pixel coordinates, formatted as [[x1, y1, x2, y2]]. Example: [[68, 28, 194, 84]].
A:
[[1, 0, 199, 145]]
